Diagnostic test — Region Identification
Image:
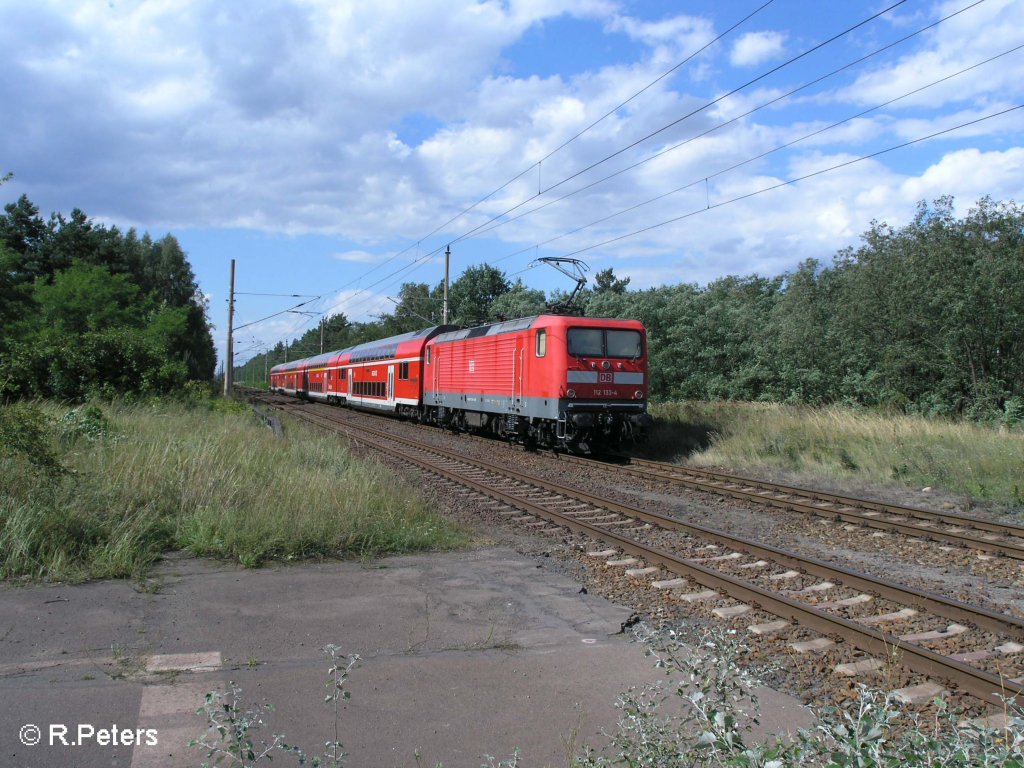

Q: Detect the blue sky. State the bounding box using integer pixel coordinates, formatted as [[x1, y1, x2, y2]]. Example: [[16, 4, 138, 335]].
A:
[[1, 0, 1022, 370]]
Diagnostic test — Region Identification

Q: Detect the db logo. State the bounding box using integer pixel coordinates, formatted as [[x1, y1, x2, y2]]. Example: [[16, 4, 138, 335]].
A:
[[598, 373, 613, 383]]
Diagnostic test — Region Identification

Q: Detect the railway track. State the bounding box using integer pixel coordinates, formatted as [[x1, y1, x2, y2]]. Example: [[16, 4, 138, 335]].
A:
[[251, 392, 1024, 708], [567, 454, 1024, 561], [248, 386, 1024, 561]]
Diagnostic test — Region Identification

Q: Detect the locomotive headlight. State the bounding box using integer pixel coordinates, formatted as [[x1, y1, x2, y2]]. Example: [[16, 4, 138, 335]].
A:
[[567, 389, 577, 398], [634, 390, 644, 399]]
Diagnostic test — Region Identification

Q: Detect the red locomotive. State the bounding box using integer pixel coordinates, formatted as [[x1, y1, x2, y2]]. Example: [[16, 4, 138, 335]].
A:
[[269, 314, 650, 451]]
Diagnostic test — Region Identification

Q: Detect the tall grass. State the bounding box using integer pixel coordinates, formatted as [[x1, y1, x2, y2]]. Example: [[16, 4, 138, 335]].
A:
[[650, 401, 1024, 508], [0, 401, 470, 581]]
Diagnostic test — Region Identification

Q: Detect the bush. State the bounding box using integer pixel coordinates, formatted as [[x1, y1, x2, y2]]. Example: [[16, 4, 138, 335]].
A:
[[0, 402, 66, 477]]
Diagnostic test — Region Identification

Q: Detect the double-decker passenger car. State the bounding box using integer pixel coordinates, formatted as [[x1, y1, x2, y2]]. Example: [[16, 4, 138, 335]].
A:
[[270, 326, 454, 415]]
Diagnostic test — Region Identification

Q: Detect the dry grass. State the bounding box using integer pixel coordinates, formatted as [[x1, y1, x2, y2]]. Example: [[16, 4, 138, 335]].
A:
[[0, 400, 471, 581], [650, 401, 1024, 509]]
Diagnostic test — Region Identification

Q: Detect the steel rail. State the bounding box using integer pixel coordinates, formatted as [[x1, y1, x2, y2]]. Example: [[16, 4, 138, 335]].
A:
[[632, 458, 1024, 538], [548, 453, 1024, 560], [250, 385, 1024, 557], [264, 397, 1024, 705]]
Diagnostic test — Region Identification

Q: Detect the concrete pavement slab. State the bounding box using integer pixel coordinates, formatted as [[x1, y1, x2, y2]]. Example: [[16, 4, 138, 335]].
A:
[[1, 548, 811, 767]]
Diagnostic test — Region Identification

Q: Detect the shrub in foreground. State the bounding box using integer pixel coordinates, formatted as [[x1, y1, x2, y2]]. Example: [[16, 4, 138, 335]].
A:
[[187, 629, 1022, 767], [575, 626, 1023, 768]]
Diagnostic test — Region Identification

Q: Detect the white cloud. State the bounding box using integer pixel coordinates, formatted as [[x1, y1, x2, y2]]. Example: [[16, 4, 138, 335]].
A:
[[609, 12, 715, 52], [2, 0, 1022, 312], [898, 147, 1024, 206], [729, 31, 785, 67], [839, 0, 1024, 109], [333, 250, 380, 263]]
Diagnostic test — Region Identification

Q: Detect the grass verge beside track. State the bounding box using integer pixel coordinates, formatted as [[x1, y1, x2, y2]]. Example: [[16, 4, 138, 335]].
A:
[[0, 399, 470, 582], [649, 401, 1024, 510]]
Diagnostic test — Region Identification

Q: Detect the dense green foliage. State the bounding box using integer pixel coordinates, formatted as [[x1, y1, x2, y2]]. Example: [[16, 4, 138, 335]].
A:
[[247, 197, 1021, 423], [0, 194, 215, 401], [589, 197, 1023, 421]]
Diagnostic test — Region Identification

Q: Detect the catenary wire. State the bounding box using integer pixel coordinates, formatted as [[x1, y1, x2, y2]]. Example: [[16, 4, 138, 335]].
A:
[[304, 0, 916, 328], [468, 0, 989, 246], [487, 39, 1024, 264], [557, 104, 1024, 259], [294, 0, 779, 319], [437, 0, 910, 251]]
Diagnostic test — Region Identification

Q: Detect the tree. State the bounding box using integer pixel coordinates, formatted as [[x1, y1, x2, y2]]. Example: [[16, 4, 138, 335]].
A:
[[487, 278, 546, 321], [385, 282, 441, 333], [593, 267, 630, 295], [34, 264, 143, 336], [445, 264, 510, 326], [0, 196, 217, 397], [768, 259, 843, 403], [0, 195, 49, 280], [0, 244, 35, 355]]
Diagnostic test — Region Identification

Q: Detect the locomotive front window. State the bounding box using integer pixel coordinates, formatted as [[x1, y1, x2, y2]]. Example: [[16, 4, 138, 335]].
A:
[[606, 330, 642, 358], [567, 328, 642, 358], [567, 328, 603, 357]]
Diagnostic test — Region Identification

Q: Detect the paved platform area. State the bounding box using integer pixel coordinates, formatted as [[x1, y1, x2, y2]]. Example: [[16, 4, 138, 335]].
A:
[[0, 548, 811, 767]]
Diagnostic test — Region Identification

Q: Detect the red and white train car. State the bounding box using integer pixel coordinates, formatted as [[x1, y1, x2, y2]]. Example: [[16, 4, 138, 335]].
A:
[[269, 326, 454, 415]]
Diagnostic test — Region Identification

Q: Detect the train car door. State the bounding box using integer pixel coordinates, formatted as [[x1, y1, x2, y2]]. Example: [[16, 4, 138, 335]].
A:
[[431, 348, 440, 398], [387, 364, 395, 406], [348, 369, 354, 401], [513, 335, 525, 412]]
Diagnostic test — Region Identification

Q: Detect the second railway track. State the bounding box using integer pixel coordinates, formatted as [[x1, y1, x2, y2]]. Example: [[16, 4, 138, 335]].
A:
[[572, 454, 1024, 561]]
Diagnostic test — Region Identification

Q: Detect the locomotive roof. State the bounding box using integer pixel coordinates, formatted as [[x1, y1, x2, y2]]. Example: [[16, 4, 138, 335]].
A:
[[429, 314, 642, 345], [431, 316, 538, 345]]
